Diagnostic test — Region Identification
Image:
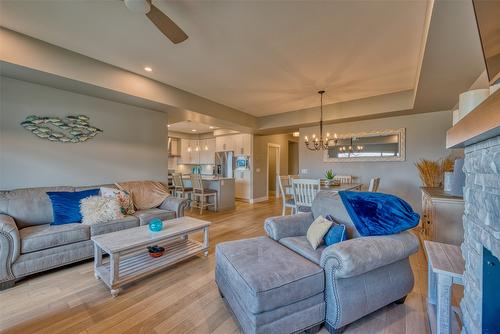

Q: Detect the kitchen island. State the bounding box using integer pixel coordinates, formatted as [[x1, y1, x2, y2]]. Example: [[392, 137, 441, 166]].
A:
[[182, 176, 235, 211]]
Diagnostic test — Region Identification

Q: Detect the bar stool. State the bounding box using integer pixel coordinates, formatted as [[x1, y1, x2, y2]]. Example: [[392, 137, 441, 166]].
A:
[[172, 173, 193, 202], [190, 174, 217, 215]]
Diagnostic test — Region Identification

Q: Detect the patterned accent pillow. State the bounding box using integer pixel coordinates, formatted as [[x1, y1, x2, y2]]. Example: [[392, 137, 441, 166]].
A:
[[80, 196, 124, 225], [100, 187, 135, 215]]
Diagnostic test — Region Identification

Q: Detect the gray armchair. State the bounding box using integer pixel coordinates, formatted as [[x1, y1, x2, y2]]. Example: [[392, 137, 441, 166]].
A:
[[264, 191, 419, 333]]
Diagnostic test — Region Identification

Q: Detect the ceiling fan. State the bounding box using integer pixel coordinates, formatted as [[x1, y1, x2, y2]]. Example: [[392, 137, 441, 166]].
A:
[[124, 0, 188, 44]]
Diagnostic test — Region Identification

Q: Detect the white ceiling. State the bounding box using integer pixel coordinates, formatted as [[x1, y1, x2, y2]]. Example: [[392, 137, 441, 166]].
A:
[[168, 121, 215, 134], [0, 0, 429, 117]]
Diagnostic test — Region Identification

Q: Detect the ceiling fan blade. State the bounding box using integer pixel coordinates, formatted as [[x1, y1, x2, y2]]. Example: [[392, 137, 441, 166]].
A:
[[146, 3, 188, 44]]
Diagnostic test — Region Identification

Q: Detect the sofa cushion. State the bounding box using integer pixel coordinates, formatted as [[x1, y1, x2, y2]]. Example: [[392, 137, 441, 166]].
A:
[[215, 236, 324, 314], [0, 186, 74, 229], [12, 240, 93, 278], [20, 223, 90, 253], [90, 216, 139, 236], [133, 208, 175, 226], [279, 236, 325, 265]]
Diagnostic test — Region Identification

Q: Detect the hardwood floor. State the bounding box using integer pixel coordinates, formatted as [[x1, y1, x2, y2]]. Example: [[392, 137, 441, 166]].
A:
[[0, 198, 460, 334]]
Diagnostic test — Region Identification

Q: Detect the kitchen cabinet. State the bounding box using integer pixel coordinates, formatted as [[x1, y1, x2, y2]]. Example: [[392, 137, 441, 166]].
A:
[[199, 138, 216, 164], [420, 187, 464, 246], [216, 134, 252, 155], [216, 136, 233, 152], [235, 169, 251, 200], [179, 139, 199, 164]]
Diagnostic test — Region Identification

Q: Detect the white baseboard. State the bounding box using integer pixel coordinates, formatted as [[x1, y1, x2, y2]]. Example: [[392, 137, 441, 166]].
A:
[[250, 196, 268, 204]]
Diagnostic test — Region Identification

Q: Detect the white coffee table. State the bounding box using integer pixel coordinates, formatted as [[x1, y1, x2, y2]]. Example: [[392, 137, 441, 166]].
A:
[[91, 216, 210, 297]]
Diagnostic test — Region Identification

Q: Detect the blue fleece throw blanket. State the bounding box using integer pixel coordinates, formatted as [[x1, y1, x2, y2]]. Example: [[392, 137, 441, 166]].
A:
[[338, 191, 420, 236]]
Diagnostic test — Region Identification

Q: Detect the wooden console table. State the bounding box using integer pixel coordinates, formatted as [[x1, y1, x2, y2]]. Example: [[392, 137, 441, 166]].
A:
[[424, 240, 464, 334]]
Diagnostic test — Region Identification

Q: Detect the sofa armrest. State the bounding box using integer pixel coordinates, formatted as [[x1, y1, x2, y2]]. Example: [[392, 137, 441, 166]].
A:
[[0, 214, 20, 283], [158, 196, 189, 218], [264, 212, 315, 241], [320, 231, 419, 278]]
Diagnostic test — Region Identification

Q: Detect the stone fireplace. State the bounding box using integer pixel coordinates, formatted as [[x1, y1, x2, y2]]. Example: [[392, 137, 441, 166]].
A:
[[460, 135, 500, 334]]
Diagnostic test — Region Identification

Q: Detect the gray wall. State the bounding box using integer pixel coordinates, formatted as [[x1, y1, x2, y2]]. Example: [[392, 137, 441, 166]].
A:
[[299, 110, 453, 212], [253, 134, 296, 199], [0, 77, 169, 190]]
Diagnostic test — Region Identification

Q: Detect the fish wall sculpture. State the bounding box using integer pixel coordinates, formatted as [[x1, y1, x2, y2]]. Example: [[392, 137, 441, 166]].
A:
[[20, 115, 103, 143]]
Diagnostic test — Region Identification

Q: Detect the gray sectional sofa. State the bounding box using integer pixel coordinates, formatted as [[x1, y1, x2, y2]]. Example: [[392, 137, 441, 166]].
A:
[[0, 184, 189, 289], [215, 191, 420, 334]]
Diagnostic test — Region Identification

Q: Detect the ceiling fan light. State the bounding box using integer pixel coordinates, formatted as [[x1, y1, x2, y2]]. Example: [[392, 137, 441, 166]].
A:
[[124, 0, 151, 14]]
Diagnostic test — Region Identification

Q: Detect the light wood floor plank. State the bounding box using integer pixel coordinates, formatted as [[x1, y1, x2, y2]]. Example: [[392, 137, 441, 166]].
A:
[[0, 198, 462, 333]]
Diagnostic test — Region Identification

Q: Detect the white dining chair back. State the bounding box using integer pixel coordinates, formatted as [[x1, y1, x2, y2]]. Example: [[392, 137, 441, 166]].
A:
[[368, 177, 381, 192], [288, 175, 300, 184], [278, 176, 296, 215], [292, 179, 321, 209], [333, 175, 352, 184]]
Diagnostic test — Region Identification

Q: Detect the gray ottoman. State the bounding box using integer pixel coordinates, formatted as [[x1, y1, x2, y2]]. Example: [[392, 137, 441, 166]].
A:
[[215, 236, 325, 334]]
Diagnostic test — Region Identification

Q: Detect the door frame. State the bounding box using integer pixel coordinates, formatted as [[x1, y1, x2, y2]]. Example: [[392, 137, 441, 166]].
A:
[[266, 143, 281, 199]]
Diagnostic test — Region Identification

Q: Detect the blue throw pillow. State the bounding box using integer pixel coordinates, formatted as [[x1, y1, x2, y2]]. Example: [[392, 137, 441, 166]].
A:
[[47, 189, 99, 225], [323, 215, 347, 246]]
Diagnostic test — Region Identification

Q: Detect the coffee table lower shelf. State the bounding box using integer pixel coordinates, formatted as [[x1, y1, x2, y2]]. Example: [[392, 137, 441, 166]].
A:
[[95, 238, 207, 296]]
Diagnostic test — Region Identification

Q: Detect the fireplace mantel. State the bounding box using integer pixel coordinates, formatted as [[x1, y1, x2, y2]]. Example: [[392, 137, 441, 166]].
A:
[[446, 89, 500, 149]]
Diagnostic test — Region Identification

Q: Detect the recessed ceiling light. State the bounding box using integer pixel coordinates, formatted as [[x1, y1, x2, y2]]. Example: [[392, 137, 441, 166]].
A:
[[209, 126, 215, 129], [191, 129, 197, 132], [144, 66, 152, 72], [167, 125, 170, 127]]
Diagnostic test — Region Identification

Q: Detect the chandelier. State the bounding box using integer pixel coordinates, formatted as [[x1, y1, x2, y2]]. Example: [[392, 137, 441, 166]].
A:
[[304, 90, 337, 151]]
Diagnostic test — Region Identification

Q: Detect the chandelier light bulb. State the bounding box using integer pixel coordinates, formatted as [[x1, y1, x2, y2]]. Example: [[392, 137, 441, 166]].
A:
[[312, 134, 316, 139], [305, 136, 309, 142]]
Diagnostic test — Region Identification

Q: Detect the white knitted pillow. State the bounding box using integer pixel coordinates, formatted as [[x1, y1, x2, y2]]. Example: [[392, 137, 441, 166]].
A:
[[80, 196, 124, 225]]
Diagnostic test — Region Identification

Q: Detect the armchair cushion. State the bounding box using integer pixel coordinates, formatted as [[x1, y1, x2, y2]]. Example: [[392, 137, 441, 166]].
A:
[[20, 223, 90, 254], [264, 212, 314, 241], [279, 236, 325, 265], [320, 231, 419, 278]]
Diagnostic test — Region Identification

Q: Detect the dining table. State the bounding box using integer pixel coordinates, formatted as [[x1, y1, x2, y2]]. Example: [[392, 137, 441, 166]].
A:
[[284, 182, 363, 195]]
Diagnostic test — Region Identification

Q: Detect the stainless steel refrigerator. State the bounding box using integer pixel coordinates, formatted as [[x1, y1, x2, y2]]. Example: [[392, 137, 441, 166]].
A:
[[215, 151, 234, 178]]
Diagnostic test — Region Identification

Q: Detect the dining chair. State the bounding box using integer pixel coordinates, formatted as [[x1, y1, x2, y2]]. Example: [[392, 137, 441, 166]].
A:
[[288, 174, 300, 184], [190, 174, 217, 215], [333, 175, 352, 184], [292, 178, 321, 212], [278, 175, 296, 215], [172, 173, 193, 200], [368, 177, 381, 192]]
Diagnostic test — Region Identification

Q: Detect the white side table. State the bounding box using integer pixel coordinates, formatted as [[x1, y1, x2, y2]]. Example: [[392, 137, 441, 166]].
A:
[[424, 240, 465, 334]]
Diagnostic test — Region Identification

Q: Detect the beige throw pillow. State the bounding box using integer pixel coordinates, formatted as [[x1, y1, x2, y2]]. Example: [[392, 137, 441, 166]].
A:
[[80, 196, 124, 225], [307, 215, 333, 250]]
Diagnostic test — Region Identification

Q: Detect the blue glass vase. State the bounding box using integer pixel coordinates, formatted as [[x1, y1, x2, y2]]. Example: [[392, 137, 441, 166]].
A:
[[149, 218, 163, 232]]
